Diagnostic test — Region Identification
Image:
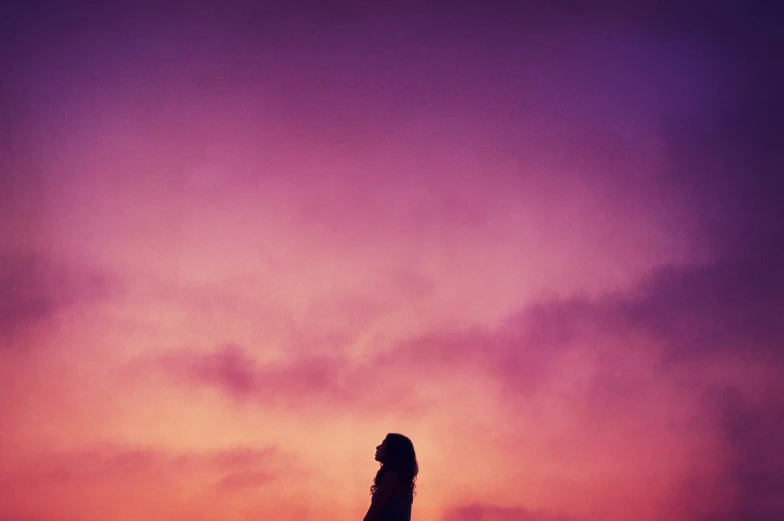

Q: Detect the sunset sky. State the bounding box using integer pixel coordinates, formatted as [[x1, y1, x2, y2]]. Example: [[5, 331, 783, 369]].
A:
[[1, 2, 782, 521]]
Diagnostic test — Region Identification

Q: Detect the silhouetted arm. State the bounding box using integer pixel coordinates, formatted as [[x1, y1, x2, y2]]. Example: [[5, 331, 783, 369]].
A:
[[363, 472, 398, 521]]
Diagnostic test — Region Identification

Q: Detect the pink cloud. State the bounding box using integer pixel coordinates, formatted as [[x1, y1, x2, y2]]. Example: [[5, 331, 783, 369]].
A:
[[216, 470, 276, 491], [1, 443, 286, 493], [154, 344, 350, 404], [443, 503, 577, 521], [0, 253, 118, 340], [0, 443, 296, 521]]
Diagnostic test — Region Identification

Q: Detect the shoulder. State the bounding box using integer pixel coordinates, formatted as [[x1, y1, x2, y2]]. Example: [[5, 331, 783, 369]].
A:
[[371, 471, 400, 505]]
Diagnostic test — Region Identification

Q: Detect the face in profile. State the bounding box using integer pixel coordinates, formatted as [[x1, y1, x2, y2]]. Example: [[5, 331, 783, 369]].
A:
[[375, 438, 387, 463]]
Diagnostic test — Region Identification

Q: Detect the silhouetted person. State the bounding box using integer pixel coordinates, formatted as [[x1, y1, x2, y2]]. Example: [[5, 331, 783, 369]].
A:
[[363, 433, 418, 521]]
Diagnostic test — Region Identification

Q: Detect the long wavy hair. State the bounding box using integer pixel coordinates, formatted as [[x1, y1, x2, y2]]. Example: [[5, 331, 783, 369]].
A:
[[370, 433, 418, 502]]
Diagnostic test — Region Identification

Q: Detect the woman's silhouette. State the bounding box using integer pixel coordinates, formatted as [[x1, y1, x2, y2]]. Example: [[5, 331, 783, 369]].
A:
[[363, 433, 418, 521]]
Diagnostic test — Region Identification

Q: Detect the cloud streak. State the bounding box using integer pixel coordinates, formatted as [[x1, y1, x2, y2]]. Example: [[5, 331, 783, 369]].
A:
[[154, 344, 350, 405], [444, 503, 577, 521], [1, 443, 284, 489], [0, 253, 116, 341]]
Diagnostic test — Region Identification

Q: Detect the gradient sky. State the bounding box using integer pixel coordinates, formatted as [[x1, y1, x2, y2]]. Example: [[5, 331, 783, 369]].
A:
[[1, 2, 782, 521]]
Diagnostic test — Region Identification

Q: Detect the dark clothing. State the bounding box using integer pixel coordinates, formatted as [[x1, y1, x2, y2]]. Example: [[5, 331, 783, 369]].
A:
[[380, 496, 412, 521]]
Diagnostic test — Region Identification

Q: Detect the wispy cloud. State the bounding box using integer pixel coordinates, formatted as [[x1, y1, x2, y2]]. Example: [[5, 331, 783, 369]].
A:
[[152, 344, 351, 404], [444, 503, 578, 521], [1, 443, 287, 492], [0, 253, 117, 341], [0, 442, 298, 521]]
